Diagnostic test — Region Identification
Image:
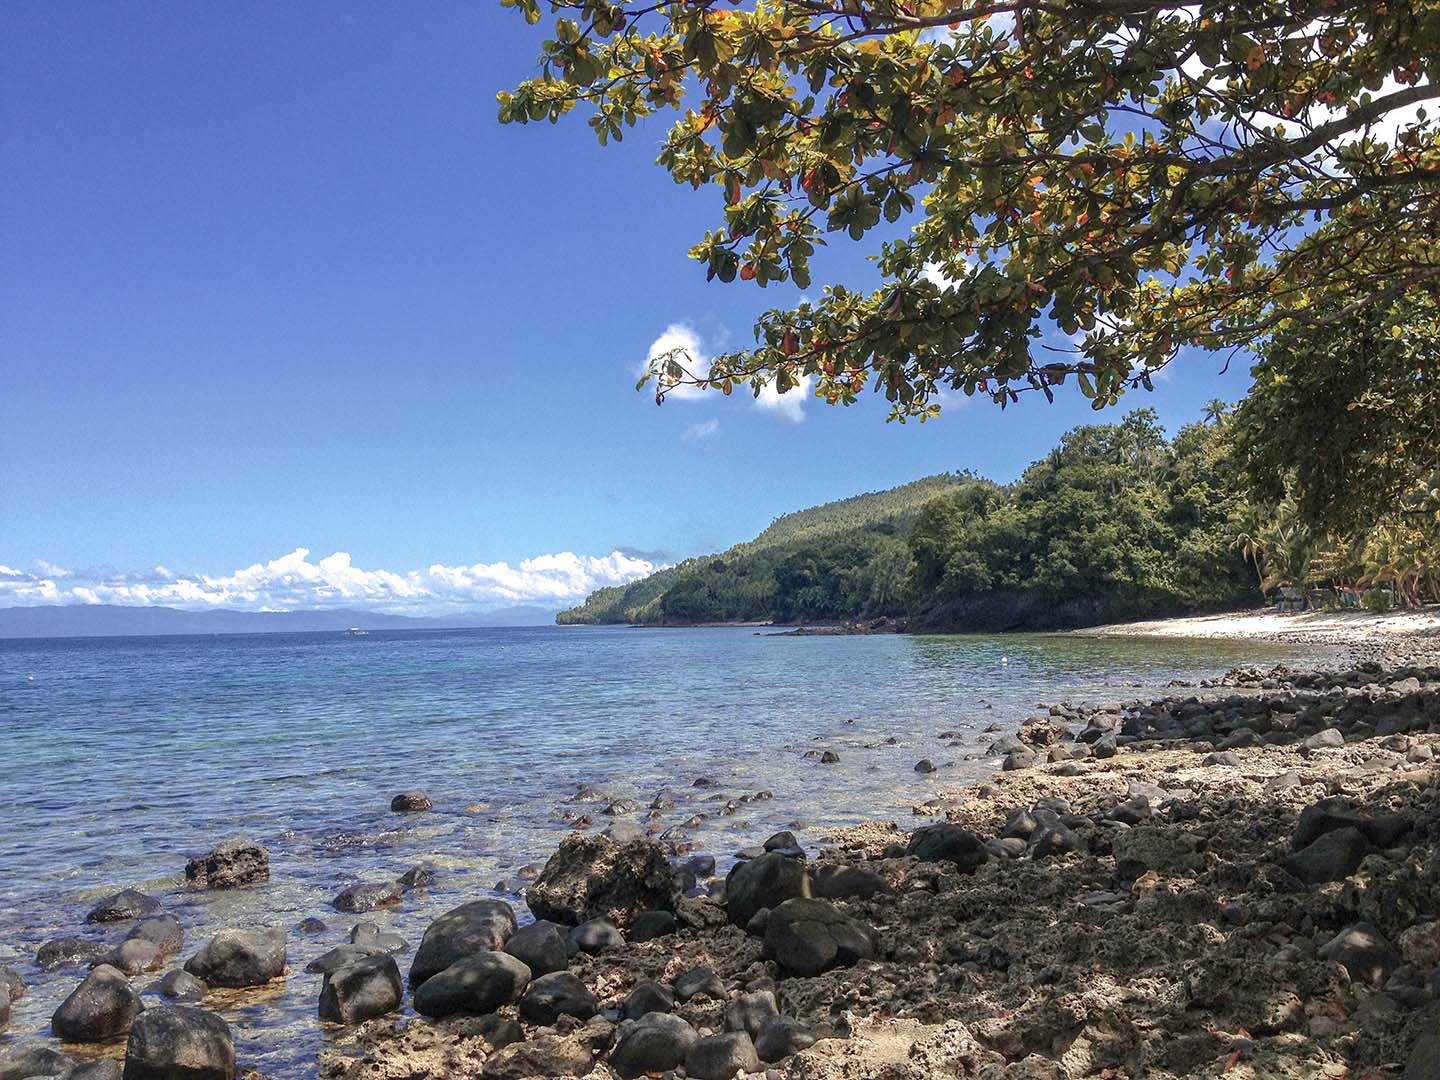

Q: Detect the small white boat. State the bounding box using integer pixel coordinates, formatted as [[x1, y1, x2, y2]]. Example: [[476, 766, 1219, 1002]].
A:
[[344, 627, 368, 636]]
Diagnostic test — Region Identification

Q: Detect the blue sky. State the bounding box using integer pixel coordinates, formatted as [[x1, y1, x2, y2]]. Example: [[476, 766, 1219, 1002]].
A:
[[0, 2, 1254, 614]]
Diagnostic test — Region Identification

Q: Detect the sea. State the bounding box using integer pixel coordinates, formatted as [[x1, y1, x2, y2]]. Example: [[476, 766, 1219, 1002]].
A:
[[0, 625, 1332, 1075]]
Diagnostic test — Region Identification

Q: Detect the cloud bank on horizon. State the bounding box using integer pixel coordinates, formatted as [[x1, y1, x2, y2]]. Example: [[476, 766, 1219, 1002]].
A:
[[0, 548, 660, 615]]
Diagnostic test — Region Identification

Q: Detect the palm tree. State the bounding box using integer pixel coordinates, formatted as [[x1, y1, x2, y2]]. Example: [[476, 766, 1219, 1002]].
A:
[[1202, 399, 1230, 425]]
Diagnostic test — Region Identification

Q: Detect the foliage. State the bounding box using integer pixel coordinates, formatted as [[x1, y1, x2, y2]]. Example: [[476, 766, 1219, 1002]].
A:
[[500, 0, 1440, 419], [1234, 291, 1440, 534], [1363, 587, 1394, 614]]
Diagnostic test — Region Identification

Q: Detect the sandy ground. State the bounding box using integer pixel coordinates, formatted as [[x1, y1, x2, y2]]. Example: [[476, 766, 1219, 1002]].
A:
[[1076, 606, 1440, 644]]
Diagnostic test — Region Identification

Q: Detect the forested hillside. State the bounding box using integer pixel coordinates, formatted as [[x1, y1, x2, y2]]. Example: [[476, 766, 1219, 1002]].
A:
[[557, 474, 973, 625], [559, 411, 1261, 630]]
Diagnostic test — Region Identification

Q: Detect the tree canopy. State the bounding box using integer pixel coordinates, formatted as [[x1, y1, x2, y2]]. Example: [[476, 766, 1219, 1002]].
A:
[[499, 0, 1440, 419], [1234, 289, 1440, 532]]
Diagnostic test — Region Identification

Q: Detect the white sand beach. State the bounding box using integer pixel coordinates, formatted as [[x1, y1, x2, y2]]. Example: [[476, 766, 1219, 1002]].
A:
[[1078, 606, 1440, 644]]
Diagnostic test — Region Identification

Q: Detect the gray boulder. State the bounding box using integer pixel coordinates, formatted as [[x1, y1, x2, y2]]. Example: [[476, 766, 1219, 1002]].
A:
[[755, 1016, 816, 1062], [724, 852, 810, 928], [305, 945, 383, 976], [723, 990, 778, 1038], [502, 920, 573, 976], [906, 824, 987, 873], [1293, 798, 1410, 849], [629, 910, 678, 942], [126, 916, 184, 957], [1319, 922, 1400, 988], [811, 865, 888, 901], [764, 897, 874, 976], [518, 971, 597, 1025], [94, 939, 166, 976], [52, 965, 144, 1042], [318, 955, 402, 1025], [122, 1005, 233, 1080], [87, 890, 162, 924], [621, 979, 674, 1020], [687, 1032, 761, 1080], [413, 952, 530, 1018], [409, 900, 517, 988], [569, 917, 623, 954], [609, 1013, 698, 1078], [183, 929, 286, 988], [350, 922, 407, 953], [184, 840, 269, 890], [674, 965, 725, 1002], [1287, 827, 1369, 884], [526, 833, 676, 929]]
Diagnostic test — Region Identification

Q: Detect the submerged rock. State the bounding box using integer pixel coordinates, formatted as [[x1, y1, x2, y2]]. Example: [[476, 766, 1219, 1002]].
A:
[[94, 939, 165, 976], [331, 881, 403, 914], [526, 833, 677, 928], [38, 938, 109, 972], [122, 1005, 234, 1080], [125, 915, 183, 957], [87, 889, 162, 924], [52, 965, 144, 1042], [184, 840, 269, 890], [390, 791, 433, 813]]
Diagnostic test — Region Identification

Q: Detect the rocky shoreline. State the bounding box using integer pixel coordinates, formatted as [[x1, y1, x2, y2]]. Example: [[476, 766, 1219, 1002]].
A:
[[5, 645, 1440, 1080]]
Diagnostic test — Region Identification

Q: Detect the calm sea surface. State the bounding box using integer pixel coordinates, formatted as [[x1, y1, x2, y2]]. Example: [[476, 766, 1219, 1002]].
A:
[[0, 625, 1330, 1074]]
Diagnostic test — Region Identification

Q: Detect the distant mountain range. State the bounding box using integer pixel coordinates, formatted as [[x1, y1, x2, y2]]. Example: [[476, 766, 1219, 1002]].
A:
[[0, 604, 560, 639]]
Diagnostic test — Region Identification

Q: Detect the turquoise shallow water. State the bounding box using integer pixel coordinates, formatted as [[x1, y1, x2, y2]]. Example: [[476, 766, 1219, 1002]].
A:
[[0, 625, 1329, 1075]]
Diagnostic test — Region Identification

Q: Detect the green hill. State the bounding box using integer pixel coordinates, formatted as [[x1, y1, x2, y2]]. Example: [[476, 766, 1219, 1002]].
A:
[[559, 410, 1262, 631], [556, 474, 973, 625]]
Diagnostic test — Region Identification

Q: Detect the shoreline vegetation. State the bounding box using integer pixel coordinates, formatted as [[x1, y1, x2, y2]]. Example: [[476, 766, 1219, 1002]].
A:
[[562, 407, 1440, 640], [6, 627, 1440, 1078]]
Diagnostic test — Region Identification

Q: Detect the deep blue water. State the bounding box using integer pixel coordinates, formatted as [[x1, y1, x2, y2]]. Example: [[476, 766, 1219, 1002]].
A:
[[0, 625, 1325, 1074]]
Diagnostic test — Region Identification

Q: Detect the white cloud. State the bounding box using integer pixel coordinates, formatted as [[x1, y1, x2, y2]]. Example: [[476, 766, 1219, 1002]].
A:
[[754, 374, 814, 424], [683, 419, 721, 441], [0, 548, 662, 615], [643, 323, 710, 402]]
